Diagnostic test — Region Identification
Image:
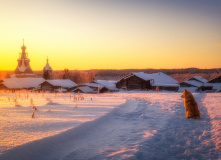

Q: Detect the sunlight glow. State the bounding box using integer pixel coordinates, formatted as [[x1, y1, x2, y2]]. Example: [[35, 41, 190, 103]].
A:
[[0, 1, 221, 70]]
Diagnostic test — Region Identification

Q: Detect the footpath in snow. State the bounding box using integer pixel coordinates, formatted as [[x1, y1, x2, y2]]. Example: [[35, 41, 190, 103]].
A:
[[0, 92, 221, 160]]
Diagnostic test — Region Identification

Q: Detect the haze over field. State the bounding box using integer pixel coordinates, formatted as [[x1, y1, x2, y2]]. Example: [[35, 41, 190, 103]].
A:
[[1, 0, 221, 70]]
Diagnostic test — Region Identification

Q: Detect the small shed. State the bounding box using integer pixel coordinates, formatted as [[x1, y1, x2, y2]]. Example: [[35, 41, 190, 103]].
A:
[[187, 76, 208, 83], [180, 80, 204, 88], [91, 80, 118, 92], [203, 75, 221, 92], [208, 75, 221, 83], [71, 86, 94, 93]]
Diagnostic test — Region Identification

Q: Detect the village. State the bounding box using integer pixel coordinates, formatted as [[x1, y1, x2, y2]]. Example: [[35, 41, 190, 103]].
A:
[[0, 41, 221, 93]]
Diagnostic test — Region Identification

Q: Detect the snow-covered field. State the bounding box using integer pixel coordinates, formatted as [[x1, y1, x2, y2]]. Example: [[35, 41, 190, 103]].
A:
[[0, 91, 220, 160]]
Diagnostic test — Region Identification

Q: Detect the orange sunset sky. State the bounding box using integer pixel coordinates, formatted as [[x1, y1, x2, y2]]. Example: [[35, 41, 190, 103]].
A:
[[0, 0, 221, 70]]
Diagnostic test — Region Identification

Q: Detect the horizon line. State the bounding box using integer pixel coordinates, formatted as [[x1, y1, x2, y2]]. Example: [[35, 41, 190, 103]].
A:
[[1, 67, 221, 72]]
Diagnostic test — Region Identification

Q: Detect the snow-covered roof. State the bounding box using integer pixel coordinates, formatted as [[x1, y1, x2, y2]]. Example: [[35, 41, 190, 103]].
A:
[[182, 80, 204, 88], [81, 83, 104, 88], [93, 80, 118, 90], [129, 72, 178, 85], [151, 83, 179, 87], [132, 72, 153, 81], [190, 76, 208, 83], [73, 86, 94, 93], [43, 59, 52, 71], [43, 63, 52, 70], [2, 78, 45, 89], [150, 72, 178, 84], [208, 83, 221, 91], [208, 75, 221, 83], [45, 79, 77, 88]]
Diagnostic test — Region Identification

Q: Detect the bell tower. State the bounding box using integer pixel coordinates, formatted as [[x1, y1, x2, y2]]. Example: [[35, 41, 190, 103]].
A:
[[14, 39, 35, 78], [43, 57, 53, 79]]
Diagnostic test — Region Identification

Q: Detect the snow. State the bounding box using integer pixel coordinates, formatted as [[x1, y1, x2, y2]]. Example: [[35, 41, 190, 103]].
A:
[[149, 72, 178, 85], [210, 83, 221, 92], [43, 63, 52, 70], [151, 83, 179, 87], [191, 76, 208, 83], [45, 79, 77, 88], [2, 78, 45, 89], [93, 80, 118, 90], [182, 80, 204, 87], [0, 91, 220, 160], [131, 72, 178, 85], [72, 86, 94, 93]]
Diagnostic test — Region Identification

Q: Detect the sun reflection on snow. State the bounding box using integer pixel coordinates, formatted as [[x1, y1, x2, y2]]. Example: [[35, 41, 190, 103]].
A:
[[141, 130, 157, 139], [100, 144, 140, 159]]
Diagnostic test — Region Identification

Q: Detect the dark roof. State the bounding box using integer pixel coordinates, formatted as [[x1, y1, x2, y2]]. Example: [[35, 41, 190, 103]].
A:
[[208, 75, 221, 83]]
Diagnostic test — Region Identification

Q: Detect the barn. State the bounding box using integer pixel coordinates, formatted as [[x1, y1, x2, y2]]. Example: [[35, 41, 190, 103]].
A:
[[40, 79, 77, 92], [71, 86, 94, 93], [202, 75, 221, 92], [71, 80, 118, 93], [180, 76, 209, 92], [116, 72, 179, 91], [91, 80, 118, 92], [116, 73, 152, 90], [187, 76, 208, 83]]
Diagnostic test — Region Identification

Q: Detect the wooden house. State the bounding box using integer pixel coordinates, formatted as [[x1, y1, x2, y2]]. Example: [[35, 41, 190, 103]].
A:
[[71, 86, 94, 93], [116, 72, 179, 91], [201, 75, 221, 92], [180, 80, 204, 88], [208, 75, 221, 83], [70, 80, 118, 94], [40, 79, 77, 92], [180, 76, 209, 92], [187, 76, 208, 83]]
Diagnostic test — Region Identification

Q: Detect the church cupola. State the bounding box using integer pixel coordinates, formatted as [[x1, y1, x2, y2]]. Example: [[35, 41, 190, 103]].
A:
[[21, 39, 27, 59], [43, 57, 53, 79], [14, 39, 35, 78]]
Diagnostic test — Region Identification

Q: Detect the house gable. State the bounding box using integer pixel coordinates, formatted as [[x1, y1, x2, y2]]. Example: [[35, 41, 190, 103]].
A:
[[209, 75, 221, 83], [126, 75, 151, 90]]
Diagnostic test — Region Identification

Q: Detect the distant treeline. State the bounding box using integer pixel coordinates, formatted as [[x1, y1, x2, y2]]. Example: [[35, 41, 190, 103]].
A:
[[94, 68, 221, 76], [1, 68, 221, 83], [93, 68, 221, 82]]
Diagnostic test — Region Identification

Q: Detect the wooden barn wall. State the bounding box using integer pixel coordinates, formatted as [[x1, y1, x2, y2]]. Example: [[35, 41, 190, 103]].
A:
[[116, 79, 126, 89], [41, 82, 54, 92], [126, 76, 150, 90], [180, 82, 194, 87], [99, 87, 109, 93], [209, 76, 221, 83]]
